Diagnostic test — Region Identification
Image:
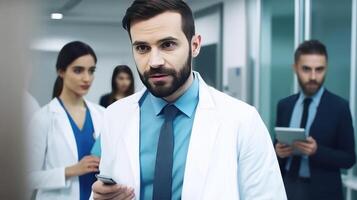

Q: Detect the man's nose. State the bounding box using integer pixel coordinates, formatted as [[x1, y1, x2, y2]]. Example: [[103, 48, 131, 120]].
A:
[[310, 70, 316, 80], [149, 48, 164, 68]]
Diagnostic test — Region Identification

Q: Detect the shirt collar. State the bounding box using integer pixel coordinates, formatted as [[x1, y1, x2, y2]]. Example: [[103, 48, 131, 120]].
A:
[[149, 73, 199, 118], [298, 86, 325, 106]]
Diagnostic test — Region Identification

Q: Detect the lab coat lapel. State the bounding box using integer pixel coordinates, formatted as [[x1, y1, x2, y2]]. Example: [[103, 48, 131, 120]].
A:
[[121, 90, 146, 189], [182, 74, 221, 199], [49, 98, 78, 159], [85, 100, 101, 138]]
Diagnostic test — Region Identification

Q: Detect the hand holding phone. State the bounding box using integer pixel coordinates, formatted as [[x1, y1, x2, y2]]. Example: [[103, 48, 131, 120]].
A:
[[95, 174, 117, 185], [92, 177, 135, 200]]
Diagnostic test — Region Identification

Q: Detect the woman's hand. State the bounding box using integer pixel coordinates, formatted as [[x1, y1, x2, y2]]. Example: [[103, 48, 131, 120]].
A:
[[65, 155, 100, 178]]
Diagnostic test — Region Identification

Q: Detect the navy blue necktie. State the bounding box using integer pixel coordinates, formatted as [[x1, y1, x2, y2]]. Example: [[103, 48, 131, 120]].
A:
[[288, 98, 312, 179], [153, 104, 179, 200]]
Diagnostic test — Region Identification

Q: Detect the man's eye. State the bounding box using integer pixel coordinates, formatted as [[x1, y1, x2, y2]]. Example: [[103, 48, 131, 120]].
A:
[[316, 68, 324, 73], [161, 41, 177, 50], [302, 67, 309, 72], [136, 45, 150, 53]]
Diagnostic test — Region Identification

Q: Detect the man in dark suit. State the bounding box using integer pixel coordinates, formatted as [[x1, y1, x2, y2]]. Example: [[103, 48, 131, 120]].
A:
[[275, 40, 356, 200]]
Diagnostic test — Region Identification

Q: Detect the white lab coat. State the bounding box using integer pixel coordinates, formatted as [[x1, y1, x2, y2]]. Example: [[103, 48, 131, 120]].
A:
[[27, 98, 104, 200], [97, 73, 287, 200]]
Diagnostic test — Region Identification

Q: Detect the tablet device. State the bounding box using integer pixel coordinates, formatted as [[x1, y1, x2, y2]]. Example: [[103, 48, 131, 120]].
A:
[[275, 127, 307, 145]]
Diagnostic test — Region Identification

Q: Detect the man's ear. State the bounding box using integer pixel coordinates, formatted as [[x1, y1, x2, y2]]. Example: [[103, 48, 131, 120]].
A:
[[293, 63, 298, 73], [191, 34, 201, 58]]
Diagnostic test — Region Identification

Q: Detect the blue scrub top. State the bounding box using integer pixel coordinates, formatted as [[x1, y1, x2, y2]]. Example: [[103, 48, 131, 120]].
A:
[[58, 98, 96, 200]]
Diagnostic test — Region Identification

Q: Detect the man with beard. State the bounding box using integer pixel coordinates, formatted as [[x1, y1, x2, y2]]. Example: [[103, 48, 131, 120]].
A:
[[275, 40, 356, 200], [91, 0, 286, 199]]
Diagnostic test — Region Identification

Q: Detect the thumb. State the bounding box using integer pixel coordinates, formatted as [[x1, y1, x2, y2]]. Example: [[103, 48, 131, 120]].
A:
[[306, 136, 314, 143]]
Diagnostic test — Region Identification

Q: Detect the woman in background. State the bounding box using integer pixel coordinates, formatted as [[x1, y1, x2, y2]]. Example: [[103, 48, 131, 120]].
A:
[[99, 65, 135, 108], [28, 41, 104, 200]]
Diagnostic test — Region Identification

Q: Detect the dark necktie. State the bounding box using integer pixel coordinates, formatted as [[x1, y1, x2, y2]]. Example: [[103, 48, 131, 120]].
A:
[[153, 104, 179, 200], [288, 98, 312, 179]]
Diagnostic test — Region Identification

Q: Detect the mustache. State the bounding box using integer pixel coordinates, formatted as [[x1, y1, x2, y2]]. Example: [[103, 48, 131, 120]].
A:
[[143, 67, 176, 77], [305, 80, 319, 85]]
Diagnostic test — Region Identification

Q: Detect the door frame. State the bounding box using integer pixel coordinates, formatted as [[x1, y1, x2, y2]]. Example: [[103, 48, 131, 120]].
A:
[[194, 3, 224, 90]]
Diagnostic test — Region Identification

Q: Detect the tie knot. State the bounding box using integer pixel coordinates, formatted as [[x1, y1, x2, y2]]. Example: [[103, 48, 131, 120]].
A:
[[304, 98, 312, 106], [163, 104, 179, 120]]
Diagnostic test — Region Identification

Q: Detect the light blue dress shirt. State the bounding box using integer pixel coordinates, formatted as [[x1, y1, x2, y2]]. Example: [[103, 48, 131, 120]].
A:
[[139, 75, 199, 200], [286, 86, 325, 177]]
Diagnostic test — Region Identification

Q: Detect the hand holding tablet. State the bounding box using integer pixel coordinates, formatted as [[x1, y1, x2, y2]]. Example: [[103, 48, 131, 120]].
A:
[[275, 127, 308, 155]]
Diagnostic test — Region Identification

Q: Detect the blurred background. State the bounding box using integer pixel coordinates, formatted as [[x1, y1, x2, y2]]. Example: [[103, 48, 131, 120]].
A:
[[1, 0, 357, 199]]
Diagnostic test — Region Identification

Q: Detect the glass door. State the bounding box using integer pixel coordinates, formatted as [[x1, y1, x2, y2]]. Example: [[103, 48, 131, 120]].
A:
[[311, 0, 352, 100], [259, 0, 295, 134]]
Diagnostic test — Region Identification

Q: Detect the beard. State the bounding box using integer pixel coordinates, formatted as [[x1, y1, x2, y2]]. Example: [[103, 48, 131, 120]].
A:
[[298, 75, 325, 96], [138, 51, 192, 98]]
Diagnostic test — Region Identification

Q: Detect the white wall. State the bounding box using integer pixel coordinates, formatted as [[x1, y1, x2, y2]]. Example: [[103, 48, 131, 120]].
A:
[[223, 0, 247, 100], [196, 12, 220, 46], [190, 0, 248, 100]]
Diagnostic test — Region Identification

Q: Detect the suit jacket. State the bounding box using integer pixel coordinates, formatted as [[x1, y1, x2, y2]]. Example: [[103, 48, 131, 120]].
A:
[[96, 72, 287, 200], [276, 89, 356, 200]]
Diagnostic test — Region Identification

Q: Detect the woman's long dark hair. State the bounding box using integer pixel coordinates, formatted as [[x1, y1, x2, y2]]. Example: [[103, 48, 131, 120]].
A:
[[52, 41, 97, 98], [109, 65, 135, 104]]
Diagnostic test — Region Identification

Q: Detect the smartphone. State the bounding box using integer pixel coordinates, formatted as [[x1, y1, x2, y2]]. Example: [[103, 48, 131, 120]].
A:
[[95, 174, 117, 185]]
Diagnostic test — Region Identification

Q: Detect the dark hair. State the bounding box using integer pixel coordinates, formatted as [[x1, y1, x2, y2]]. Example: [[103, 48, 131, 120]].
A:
[[52, 41, 97, 98], [109, 65, 135, 104], [122, 0, 195, 42], [294, 40, 328, 63]]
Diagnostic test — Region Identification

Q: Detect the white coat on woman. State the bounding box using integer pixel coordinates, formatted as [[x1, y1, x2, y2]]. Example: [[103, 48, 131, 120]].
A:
[[27, 98, 104, 200]]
